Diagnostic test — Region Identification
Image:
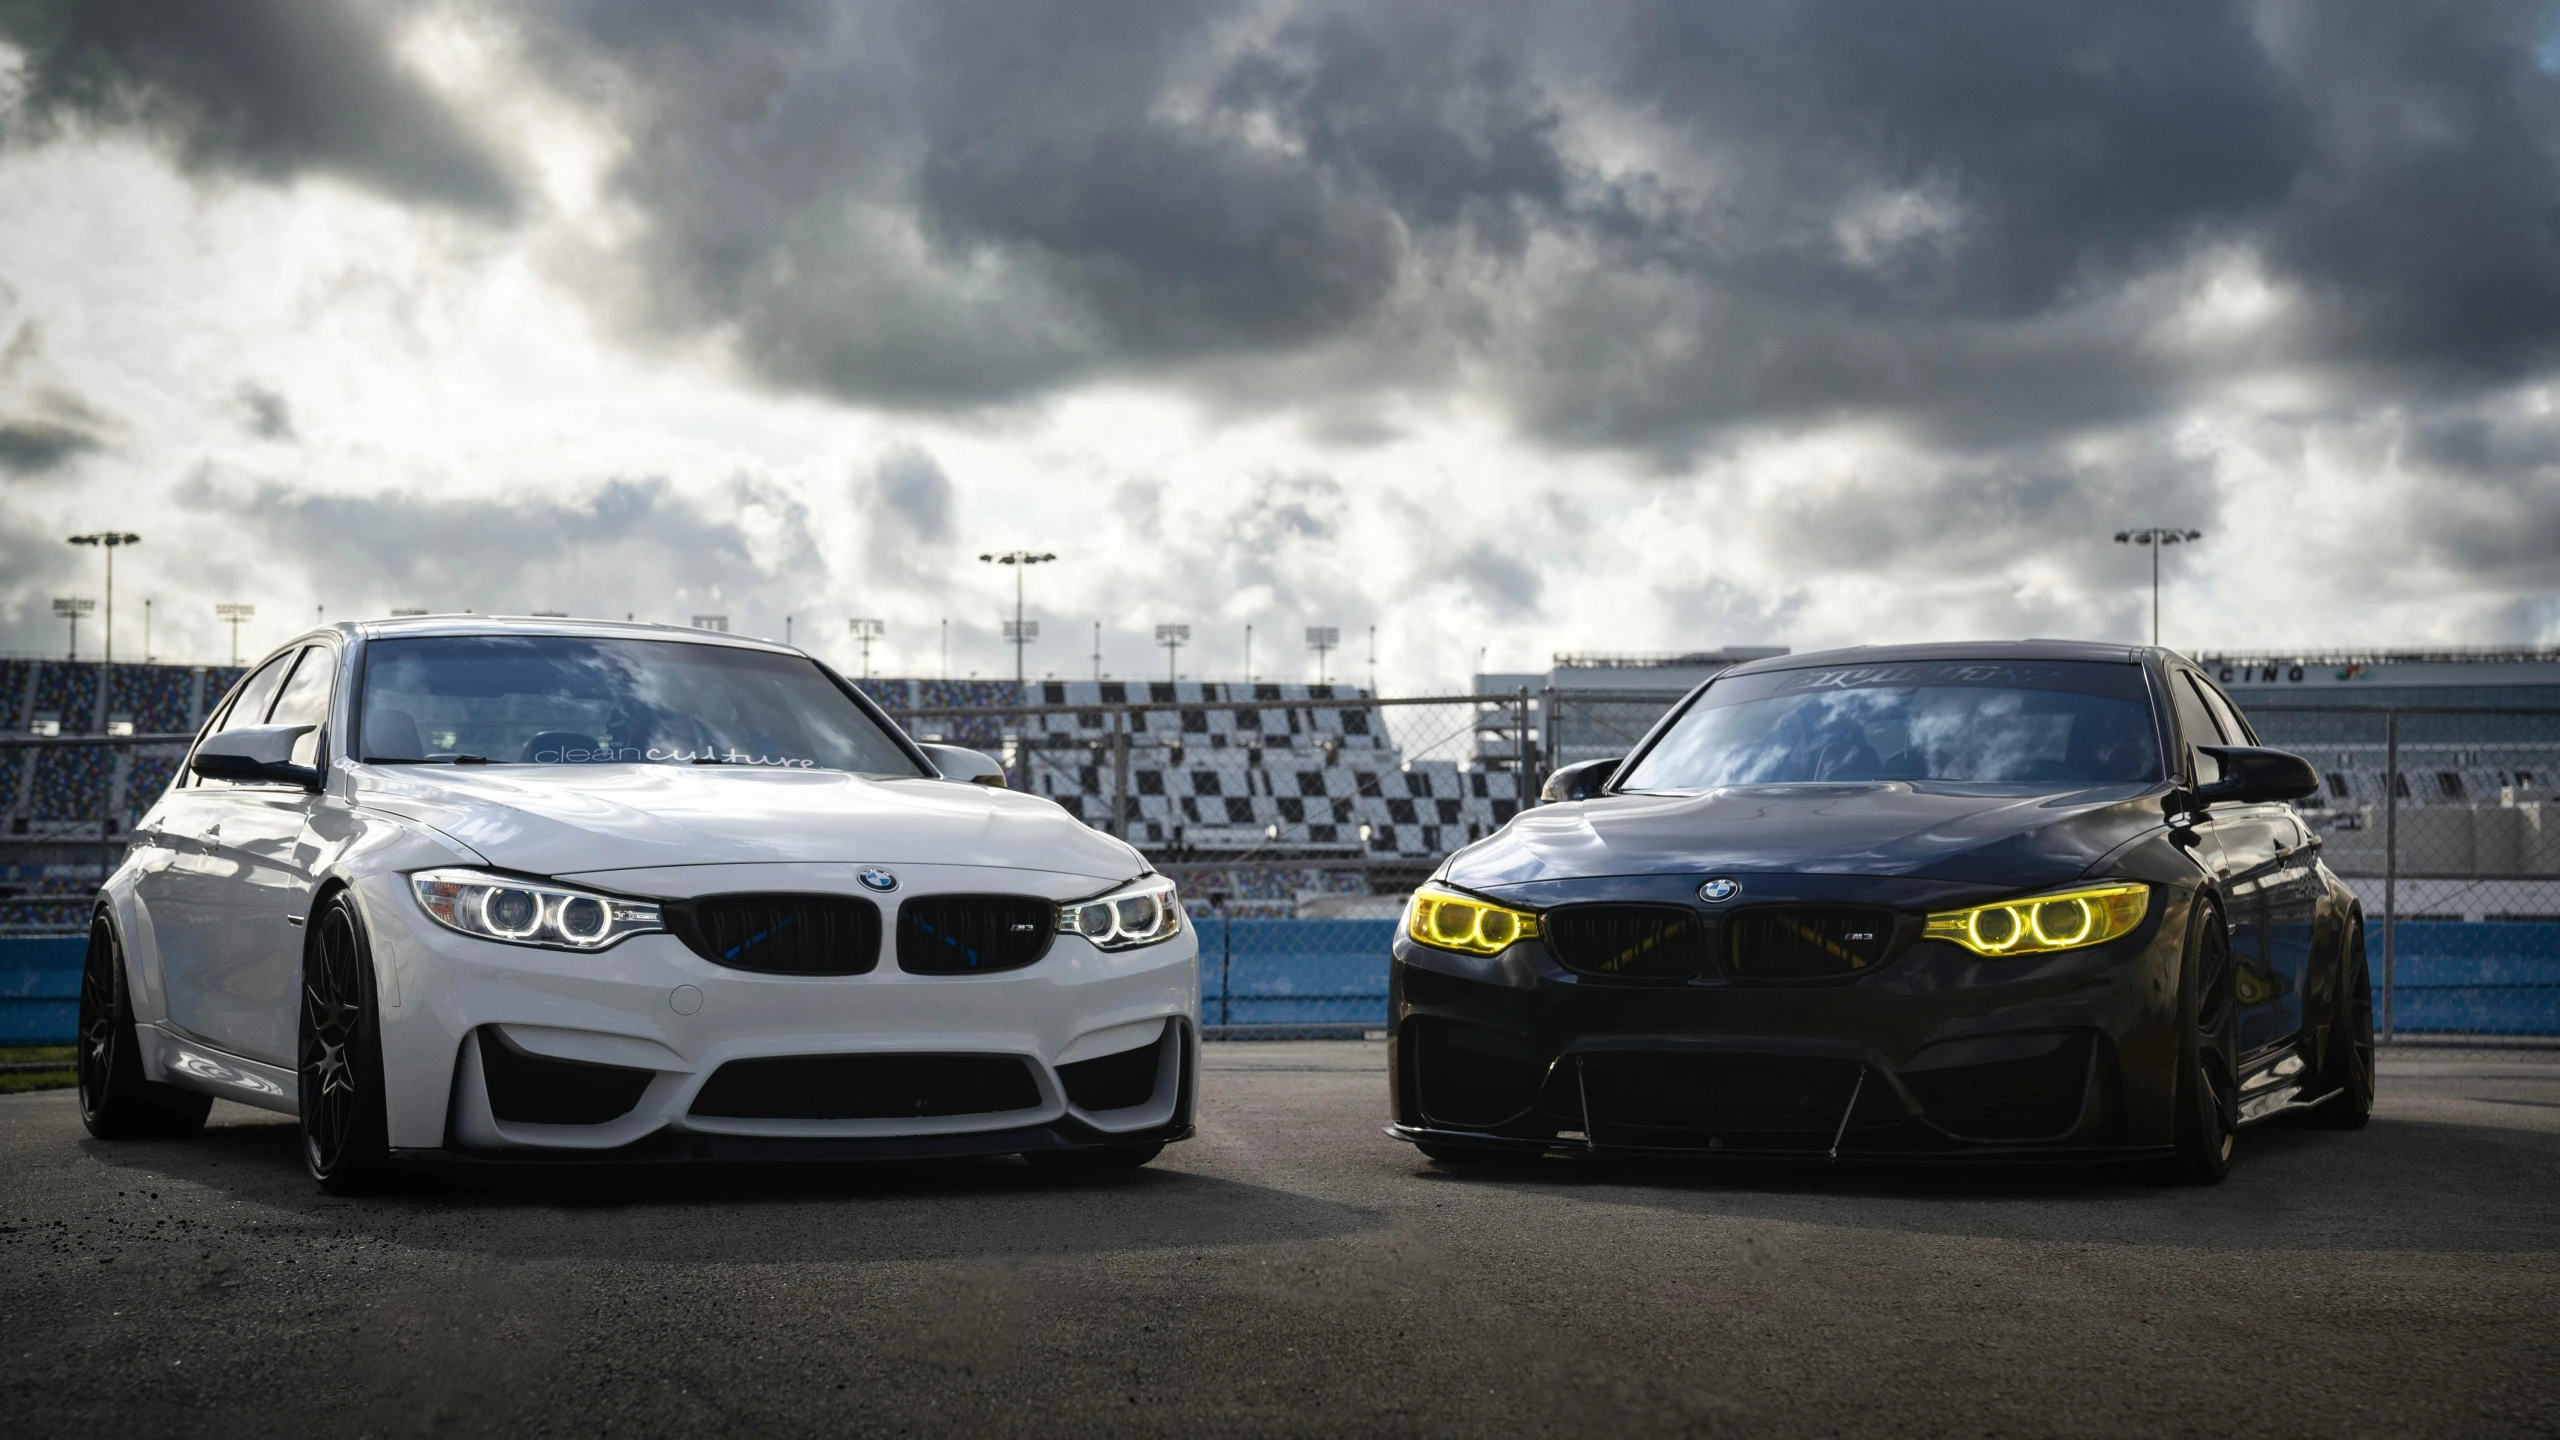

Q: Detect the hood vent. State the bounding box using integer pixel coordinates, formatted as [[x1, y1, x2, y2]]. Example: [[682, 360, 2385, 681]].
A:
[[897, 895, 1057, 974], [670, 894, 881, 976]]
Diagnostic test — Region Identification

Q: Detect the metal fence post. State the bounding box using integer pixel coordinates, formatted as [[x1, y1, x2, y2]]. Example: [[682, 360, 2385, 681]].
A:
[[1111, 711, 1130, 839], [2382, 708, 2399, 1042], [1515, 687, 1531, 805]]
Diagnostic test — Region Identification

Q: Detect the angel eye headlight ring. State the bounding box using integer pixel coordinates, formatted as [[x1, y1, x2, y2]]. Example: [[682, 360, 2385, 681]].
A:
[[1057, 876, 1184, 951], [1927, 883, 2148, 958], [1404, 885, 1541, 957], [409, 869, 662, 953]]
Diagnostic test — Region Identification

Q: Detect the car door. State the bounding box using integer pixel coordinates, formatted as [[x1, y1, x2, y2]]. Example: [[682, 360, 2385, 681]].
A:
[[2170, 668, 2289, 1056], [135, 649, 297, 1048], [2201, 676, 2319, 1053], [190, 642, 341, 1064]]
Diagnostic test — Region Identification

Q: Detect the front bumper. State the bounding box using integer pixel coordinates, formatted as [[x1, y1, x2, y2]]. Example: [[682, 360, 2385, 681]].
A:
[[351, 866, 1201, 1159], [1387, 880, 2197, 1163]]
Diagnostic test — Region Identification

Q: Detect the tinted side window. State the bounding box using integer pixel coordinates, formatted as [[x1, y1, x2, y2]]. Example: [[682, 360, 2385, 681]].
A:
[[266, 647, 336, 766], [2171, 673, 2228, 787]]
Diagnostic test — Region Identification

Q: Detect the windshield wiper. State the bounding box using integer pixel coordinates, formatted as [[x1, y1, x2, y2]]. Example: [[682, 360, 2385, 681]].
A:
[[363, 755, 491, 765]]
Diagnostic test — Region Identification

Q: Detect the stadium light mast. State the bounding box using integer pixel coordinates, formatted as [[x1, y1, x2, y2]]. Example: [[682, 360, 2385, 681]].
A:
[[2113, 527, 2203, 647], [848, 617, 886, 679], [52, 597, 94, 660], [979, 550, 1057, 691], [1305, 626, 1340, 685], [67, 531, 139, 666], [216, 603, 255, 665], [1156, 623, 1190, 683]]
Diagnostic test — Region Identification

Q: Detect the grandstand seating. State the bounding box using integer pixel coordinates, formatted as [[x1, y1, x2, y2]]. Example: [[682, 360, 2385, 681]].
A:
[[30, 746, 110, 823], [31, 663, 97, 733], [109, 664, 198, 733]]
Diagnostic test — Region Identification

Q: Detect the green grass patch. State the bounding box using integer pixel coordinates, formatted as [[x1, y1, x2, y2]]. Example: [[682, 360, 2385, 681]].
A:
[[0, 1045, 76, 1093]]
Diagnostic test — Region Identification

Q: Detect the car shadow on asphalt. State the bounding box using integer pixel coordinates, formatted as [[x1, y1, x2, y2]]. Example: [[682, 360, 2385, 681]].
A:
[[77, 1109, 1385, 1265], [1394, 1115, 2560, 1252]]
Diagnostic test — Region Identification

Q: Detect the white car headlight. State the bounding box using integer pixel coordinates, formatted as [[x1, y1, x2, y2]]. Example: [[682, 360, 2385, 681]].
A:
[[410, 868, 663, 952], [1056, 875, 1184, 951]]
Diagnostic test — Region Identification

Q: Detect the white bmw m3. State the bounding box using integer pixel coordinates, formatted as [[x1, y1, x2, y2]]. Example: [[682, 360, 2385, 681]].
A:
[[78, 617, 1199, 1190]]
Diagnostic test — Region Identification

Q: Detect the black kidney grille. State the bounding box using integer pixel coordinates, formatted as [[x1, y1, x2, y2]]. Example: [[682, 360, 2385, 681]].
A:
[[897, 895, 1057, 974], [677, 894, 880, 975], [1725, 907, 1895, 980], [1544, 905, 1714, 980]]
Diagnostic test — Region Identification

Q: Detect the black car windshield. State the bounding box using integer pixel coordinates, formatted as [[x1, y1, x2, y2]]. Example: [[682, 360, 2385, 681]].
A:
[[358, 635, 924, 776], [1615, 660, 2162, 791]]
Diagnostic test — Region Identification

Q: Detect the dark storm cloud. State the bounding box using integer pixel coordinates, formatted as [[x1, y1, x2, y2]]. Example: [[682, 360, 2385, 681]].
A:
[[0, 0, 515, 214], [0, 416, 95, 473], [234, 383, 293, 441], [168, 472, 768, 615]]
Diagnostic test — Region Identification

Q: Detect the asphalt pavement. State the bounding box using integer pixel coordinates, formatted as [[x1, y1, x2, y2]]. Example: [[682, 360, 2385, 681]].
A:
[[4, 1043, 2556, 1438]]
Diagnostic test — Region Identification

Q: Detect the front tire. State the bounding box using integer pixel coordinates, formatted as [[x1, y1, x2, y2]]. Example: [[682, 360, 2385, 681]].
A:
[[299, 893, 391, 1193], [76, 912, 212, 1140], [2159, 899, 2238, 1185], [2306, 916, 2375, 1130]]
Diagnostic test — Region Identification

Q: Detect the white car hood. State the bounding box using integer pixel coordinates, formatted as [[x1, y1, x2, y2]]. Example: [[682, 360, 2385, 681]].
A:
[[351, 764, 1145, 883]]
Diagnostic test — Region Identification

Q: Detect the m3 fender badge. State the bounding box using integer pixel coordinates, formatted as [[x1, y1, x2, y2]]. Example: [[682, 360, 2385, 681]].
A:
[[858, 867, 899, 893], [1698, 877, 1742, 903]]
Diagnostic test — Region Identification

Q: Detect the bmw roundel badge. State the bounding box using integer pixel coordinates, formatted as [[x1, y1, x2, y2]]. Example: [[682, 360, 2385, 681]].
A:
[[858, 867, 899, 893], [1698, 877, 1742, 903]]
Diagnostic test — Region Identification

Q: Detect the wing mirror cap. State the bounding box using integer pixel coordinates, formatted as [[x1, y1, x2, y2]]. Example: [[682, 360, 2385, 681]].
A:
[[917, 742, 1007, 788], [1540, 756, 1620, 805], [190, 724, 323, 791], [2193, 744, 2319, 808]]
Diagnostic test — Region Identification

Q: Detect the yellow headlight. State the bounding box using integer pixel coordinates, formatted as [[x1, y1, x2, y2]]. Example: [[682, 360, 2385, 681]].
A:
[[1404, 886, 1542, 957], [1923, 884, 2149, 958]]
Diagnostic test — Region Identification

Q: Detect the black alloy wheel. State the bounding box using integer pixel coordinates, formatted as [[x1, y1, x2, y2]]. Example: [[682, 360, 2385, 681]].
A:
[[299, 893, 390, 1191], [2307, 917, 2376, 1130], [76, 912, 212, 1140], [1025, 1141, 1164, 1173], [2162, 901, 2239, 1184]]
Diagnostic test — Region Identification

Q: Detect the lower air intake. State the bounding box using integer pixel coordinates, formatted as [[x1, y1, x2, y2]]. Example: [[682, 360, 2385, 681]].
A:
[[1412, 1017, 1547, 1129], [1543, 905, 1713, 980], [897, 895, 1057, 974], [479, 1029, 653, 1125], [1725, 907, 1895, 980], [690, 1053, 1043, 1120], [1906, 1033, 2093, 1141], [1578, 1051, 1896, 1135], [1058, 1031, 1166, 1111], [672, 894, 880, 976]]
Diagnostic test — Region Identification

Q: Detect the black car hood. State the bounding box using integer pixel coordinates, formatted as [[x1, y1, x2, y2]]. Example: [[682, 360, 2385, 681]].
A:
[[1447, 781, 2169, 893]]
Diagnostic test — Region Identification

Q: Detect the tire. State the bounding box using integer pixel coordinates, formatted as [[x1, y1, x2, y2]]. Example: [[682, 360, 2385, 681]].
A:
[[299, 892, 391, 1193], [2306, 916, 2375, 1130], [76, 912, 212, 1140], [2157, 899, 2238, 1185], [1025, 1141, 1164, 1173]]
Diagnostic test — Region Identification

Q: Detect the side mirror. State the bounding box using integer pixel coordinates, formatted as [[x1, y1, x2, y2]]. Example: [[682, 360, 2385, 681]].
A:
[[2193, 745, 2319, 808], [917, 742, 1008, 788], [1540, 757, 1620, 805], [190, 724, 323, 791]]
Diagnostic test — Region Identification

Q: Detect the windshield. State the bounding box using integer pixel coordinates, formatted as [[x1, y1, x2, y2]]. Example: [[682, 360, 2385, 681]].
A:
[[1616, 660, 2161, 792], [357, 635, 925, 775]]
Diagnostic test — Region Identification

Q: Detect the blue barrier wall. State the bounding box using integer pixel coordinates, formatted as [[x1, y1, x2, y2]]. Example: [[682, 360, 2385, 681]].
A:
[[1, 936, 83, 1045], [1, 920, 2551, 1045]]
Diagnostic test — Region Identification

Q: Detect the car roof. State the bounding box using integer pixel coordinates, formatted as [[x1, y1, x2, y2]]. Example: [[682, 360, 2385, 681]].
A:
[[1719, 639, 2156, 677], [329, 615, 804, 657]]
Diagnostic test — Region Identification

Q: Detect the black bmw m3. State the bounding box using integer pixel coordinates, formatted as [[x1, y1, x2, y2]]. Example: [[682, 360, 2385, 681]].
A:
[[1387, 641, 2374, 1182]]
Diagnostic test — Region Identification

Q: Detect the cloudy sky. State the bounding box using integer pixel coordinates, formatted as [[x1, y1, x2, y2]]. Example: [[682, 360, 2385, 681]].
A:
[[2, 0, 2558, 688]]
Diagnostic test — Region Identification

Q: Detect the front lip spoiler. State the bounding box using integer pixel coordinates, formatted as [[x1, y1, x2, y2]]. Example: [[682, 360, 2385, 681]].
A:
[[1384, 1123, 2172, 1167], [395, 1115, 1194, 1169]]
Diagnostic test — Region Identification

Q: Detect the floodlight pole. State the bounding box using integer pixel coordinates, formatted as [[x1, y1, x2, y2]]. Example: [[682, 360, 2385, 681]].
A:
[[979, 550, 1057, 691], [849, 618, 886, 679], [1156, 624, 1190, 684], [2113, 527, 2202, 647], [68, 532, 139, 667], [216, 603, 256, 666], [1306, 625, 1339, 685]]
